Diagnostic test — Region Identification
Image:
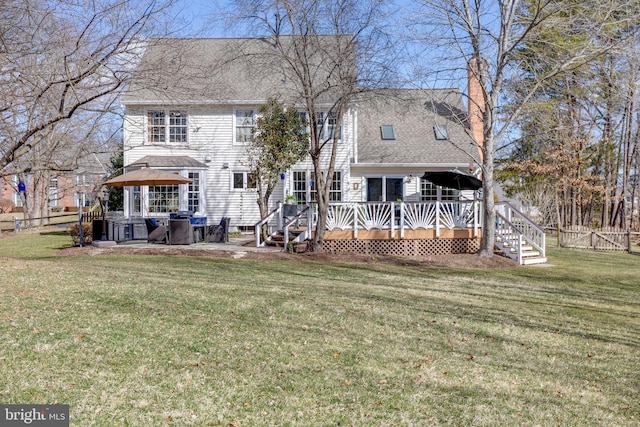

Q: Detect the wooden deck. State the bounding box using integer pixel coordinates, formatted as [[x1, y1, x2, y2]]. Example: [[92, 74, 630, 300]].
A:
[[258, 201, 547, 264]]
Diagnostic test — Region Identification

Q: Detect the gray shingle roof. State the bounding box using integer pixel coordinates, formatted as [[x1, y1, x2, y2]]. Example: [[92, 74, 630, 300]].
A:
[[123, 37, 350, 105], [48, 150, 107, 175], [127, 156, 207, 169], [355, 89, 479, 165]]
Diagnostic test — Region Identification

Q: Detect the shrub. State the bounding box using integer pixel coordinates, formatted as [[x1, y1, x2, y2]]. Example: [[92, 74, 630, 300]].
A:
[[67, 223, 92, 246]]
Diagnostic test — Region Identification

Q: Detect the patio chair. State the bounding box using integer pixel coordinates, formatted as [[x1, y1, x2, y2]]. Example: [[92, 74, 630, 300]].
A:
[[205, 217, 230, 243], [168, 218, 193, 245], [145, 218, 167, 244]]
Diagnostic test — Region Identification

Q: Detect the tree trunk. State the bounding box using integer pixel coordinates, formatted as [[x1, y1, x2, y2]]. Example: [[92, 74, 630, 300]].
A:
[[310, 156, 329, 252], [478, 133, 495, 257]]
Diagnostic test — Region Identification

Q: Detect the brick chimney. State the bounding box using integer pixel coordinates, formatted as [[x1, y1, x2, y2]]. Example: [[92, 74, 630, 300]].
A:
[[467, 57, 486, 162]]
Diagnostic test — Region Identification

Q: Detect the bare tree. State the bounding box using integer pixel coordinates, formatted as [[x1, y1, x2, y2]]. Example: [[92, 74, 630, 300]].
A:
[[219, 0, 398, 251], [408, 0, 639, 256], [0, 0, 176, 223]]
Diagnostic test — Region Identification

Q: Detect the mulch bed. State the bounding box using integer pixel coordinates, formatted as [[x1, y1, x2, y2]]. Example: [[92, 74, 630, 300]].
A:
[[53, 244, 518, 268]]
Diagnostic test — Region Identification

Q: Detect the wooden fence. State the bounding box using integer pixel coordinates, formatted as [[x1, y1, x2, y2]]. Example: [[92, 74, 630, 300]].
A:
[[560, 226, 640, 253], [0, 211, 101, 232]]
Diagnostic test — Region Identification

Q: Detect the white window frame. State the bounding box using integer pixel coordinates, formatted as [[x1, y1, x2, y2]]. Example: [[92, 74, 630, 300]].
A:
[[365, 176, 404, 202], [74, 174, 93, 187], [148, 182, 181, 214], [231, 171, 257, 191], [146, 109, 189, 144], [49, 177, 58, 207], [315, 111, 342, 142], [420, 178, 460, 201], [234, 108, 256, 145], [187, 172, 202, 214], [125, 170, 205, 217], [291, 169, 343, 203]]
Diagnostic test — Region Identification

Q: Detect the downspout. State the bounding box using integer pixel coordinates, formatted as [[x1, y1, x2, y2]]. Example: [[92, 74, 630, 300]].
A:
[[352, 107, 358, 164]]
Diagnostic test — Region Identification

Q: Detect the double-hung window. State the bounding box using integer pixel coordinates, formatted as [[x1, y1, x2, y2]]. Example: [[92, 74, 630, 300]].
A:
[[420, 179, 438, 201], [169, 111, 188, 142], [235, 109, 255, 144], [148, 111, 166, 143], [49, 178, 58, 207], [326, 112, 339, 140], [74, 174, 93, 187], [315, 112, 341, 141], [147, 110, 188, 144]]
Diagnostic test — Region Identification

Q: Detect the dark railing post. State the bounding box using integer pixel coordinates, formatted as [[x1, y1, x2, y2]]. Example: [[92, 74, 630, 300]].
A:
[[99, 197, 107, 241], [78, 205, 83, 247]]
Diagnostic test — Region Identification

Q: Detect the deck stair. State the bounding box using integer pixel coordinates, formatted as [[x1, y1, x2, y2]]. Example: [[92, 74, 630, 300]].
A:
[[255, 204, 312, 249], [265, 228, 305, 248], [495, 202, 547, 265]]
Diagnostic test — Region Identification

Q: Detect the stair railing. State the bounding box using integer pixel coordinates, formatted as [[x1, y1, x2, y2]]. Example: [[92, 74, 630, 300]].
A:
[[254, 205, 281, 247], [495, 212, 525, 264], [496, 201, 546, 260], [282, 205, 311, 250]]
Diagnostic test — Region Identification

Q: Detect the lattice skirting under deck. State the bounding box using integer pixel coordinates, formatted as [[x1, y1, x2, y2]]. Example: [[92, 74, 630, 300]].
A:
[[321, 238, 481, 257]]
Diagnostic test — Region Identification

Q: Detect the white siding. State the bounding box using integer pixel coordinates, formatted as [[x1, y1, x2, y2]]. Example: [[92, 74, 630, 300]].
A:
[[123, 104, 356, 227]]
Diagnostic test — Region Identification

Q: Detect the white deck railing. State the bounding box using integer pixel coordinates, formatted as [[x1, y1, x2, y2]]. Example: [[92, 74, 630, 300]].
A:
[[255, 200, 481, 246], [322, 200, 481, 238], [255, 201, 547, 265]]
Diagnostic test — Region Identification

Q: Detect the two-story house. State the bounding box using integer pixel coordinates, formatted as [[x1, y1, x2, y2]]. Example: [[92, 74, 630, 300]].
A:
[[121, 37, 479, 229]]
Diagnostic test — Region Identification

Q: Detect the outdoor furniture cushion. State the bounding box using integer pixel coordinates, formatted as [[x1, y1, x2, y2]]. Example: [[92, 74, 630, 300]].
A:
[[205, 217, 230, 243], [168, 219, 193, 245], [145, 218, 167, 244]]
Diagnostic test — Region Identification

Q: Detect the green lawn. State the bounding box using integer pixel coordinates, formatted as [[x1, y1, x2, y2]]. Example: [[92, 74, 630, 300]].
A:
[[0, 232, 638, 426]]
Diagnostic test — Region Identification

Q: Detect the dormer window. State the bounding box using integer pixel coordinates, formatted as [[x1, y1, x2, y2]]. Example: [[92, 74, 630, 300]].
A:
[[434, 125, 448, 140], [380, 125, 395, 140]]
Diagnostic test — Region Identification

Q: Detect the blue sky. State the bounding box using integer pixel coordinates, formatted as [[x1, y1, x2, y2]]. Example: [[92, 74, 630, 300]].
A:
[[172, 0, 414, 38], [172, 0, 243, 37]]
